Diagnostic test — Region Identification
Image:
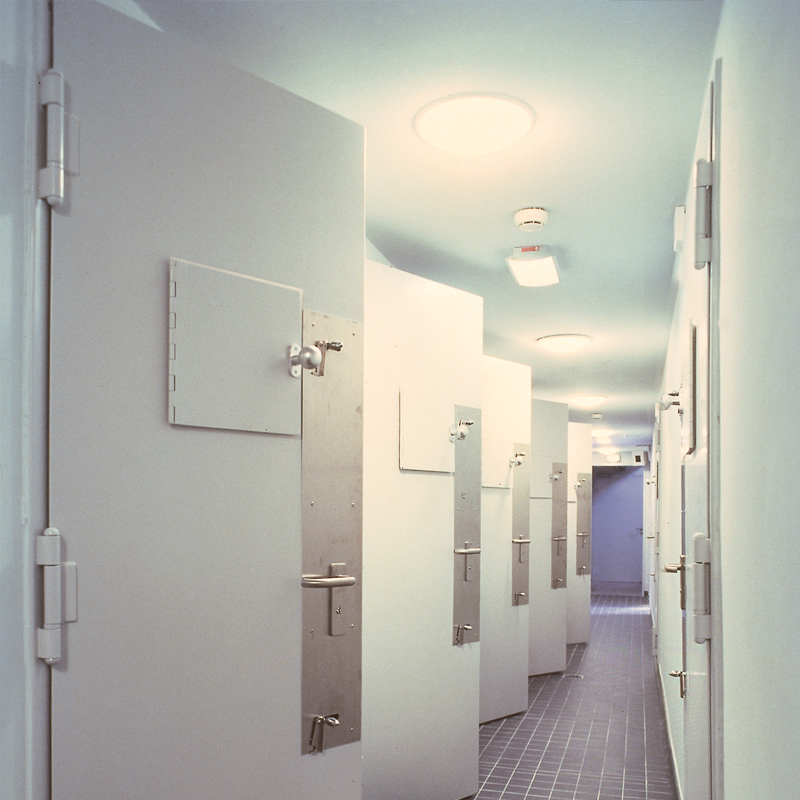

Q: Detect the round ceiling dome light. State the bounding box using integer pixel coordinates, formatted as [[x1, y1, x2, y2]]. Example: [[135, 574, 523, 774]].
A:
[[569, 395, 606, 409], [414, 94, 535, 156], [537, 334, 592, 353]]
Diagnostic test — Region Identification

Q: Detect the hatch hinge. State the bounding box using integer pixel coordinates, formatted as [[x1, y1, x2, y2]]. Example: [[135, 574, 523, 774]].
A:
[[694, 158, 713, 270], [38, 69, 79, 208], [36, 527, 78, 664]]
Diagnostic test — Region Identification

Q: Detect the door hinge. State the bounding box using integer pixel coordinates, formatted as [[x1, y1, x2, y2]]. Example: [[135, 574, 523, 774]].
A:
[[38, 69, 80, 208], [36, 527, 78, 664], [692, 532, 712, 643], [694, 158, 713, 270]]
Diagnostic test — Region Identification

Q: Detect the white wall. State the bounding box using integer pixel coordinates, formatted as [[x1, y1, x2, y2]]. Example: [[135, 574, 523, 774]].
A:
[[1, 3, 52, 798], [712, 2, 800, 796], [656, 3, 800, 796]]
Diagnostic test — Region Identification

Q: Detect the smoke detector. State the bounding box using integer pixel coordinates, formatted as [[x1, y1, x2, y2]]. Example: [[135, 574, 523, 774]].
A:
[[514, 207, 548, 230]]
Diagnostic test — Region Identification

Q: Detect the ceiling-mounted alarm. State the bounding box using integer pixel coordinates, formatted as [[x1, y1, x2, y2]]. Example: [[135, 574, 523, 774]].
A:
[[514, 207, 548, 230]]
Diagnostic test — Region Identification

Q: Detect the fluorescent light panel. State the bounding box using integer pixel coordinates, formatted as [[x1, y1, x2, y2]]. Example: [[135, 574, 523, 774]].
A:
[[507, 246, 559, 287]]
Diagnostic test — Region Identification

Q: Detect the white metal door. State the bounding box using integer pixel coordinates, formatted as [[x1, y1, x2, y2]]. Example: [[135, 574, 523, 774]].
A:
[[362, 260, 482, 800], [528, 399, 568, 676], [479, 355, 531, 724], [677, 80, 715, 800], [47, 3, 363, 798]]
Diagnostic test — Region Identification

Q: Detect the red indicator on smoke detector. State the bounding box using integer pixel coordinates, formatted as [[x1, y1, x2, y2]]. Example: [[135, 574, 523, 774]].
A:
[[521, 246, 541, 253]]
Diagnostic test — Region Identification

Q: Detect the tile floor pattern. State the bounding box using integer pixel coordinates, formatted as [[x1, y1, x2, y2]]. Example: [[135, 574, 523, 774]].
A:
[[470, 595, 677, 800]]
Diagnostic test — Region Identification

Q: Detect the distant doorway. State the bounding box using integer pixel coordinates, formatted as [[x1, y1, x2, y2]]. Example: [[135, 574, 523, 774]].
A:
[[591, 466, 645, 595]]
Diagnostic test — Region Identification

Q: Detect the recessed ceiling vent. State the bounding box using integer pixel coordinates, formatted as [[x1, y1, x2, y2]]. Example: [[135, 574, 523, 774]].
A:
[[514, 207, 548, 230]]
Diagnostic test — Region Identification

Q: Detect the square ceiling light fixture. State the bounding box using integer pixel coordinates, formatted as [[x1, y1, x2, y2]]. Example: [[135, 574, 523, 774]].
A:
[[506, 245, 559, 287]]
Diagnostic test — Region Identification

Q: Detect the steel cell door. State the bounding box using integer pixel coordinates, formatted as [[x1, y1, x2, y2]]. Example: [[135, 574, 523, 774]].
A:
[[46, 2, 363, 798], [676, 79, 717, 800]]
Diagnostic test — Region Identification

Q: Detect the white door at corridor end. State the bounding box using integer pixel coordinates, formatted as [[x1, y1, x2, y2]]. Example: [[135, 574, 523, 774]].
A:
[[44, 2, 364, 798]]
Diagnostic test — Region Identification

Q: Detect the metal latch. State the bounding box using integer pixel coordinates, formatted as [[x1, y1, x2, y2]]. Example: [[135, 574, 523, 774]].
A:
[[301, 562, 355, 636], [509, 451, 526, 467], [36, 527, 77, 664], [289, 340, 343, 377], [450, 419, 474, 441], [308, 713, 340, 754], [454, 623, 473, 645], [454, 542, 481, 581]]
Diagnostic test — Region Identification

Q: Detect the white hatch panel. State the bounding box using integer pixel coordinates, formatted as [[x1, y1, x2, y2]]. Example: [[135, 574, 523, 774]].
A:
[[399, 386, 455, 472], [169, 258, 302, 435]]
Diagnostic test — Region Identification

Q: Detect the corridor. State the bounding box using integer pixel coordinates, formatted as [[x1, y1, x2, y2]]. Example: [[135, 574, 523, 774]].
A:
[[471, 596, 676, 800]]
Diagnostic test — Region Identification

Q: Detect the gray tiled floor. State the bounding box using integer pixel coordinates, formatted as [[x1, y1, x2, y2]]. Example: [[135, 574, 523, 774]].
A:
[[470, 595, 677, 800]]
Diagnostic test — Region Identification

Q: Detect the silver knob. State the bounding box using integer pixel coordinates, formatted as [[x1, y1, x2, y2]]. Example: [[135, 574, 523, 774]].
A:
[[293, 345, 323, 370]]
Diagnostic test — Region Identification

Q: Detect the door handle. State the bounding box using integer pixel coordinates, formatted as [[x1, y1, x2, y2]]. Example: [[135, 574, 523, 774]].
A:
[[664, 554, 687, 609], [669, 669, 687, 698], [301, 563, 355, 636], [301, 574, 356, 588]]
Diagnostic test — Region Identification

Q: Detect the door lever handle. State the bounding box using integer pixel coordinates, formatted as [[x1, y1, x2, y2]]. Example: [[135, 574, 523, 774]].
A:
[[301, 574, 356, 588]]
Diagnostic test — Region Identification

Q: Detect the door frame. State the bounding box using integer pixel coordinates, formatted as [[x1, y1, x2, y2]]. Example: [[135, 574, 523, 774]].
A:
[[708, 58, 725, 800], [2, 2, 52, 799]]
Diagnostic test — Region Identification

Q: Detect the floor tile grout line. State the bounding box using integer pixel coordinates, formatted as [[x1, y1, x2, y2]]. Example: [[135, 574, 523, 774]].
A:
[[470, 594, 678, 800]]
